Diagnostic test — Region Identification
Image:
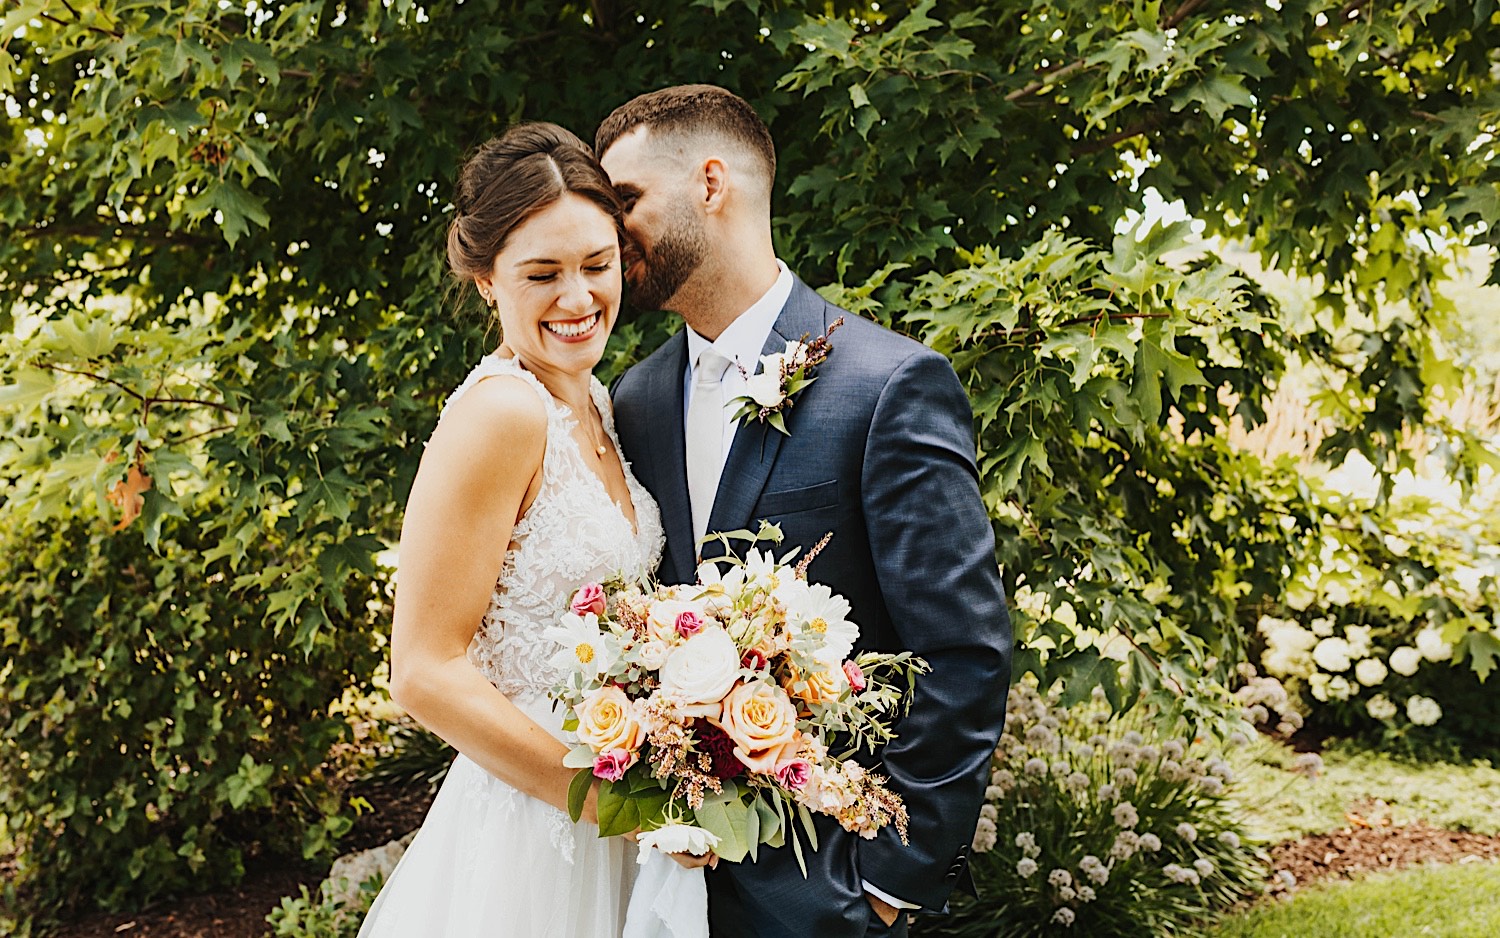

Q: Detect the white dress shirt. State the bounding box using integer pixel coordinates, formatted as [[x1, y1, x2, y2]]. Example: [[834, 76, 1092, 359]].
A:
[[682, 259, 794, 492], [681, 260, 918, 913]]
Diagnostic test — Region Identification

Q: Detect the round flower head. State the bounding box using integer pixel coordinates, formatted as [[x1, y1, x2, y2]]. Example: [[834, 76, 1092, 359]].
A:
[[1388, 646, 1421, 676], [1218, 831, 1241, 849], [1023, 757, 1048, 777], [1354, 657, 1388, 687], [1312, 637, 1353, 673], [1405, 695, 1442, 726], [1111, 802, 1139, 829], [1139, 832, 1162, 851], [1415, 627, 1452, 662], [1366, 694, 1397, 721], [1052, 908, 1076, 926], [1048, 869, 1073, 888], [1017, 857, 1039, 878], [1175, 822, 1198, 843], [1193, 858, 1215, 878]]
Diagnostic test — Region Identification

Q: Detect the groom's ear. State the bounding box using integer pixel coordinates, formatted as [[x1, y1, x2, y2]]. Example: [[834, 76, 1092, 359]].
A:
[[701, 157, 730, 215]]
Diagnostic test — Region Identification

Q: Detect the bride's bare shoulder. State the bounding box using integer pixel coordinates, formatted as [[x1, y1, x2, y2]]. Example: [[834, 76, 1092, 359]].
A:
[[426, 374, 548, 470]]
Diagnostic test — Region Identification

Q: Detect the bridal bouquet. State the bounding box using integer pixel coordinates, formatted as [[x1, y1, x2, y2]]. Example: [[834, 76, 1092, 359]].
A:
[[547, 525, 926, 870]]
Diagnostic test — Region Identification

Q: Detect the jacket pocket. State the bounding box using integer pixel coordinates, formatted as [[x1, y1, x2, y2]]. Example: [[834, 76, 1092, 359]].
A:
[[757, 479, 839, 516]]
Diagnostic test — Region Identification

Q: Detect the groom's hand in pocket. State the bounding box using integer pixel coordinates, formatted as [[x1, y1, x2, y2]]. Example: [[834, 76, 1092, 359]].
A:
[[865, 893, 900, 927]]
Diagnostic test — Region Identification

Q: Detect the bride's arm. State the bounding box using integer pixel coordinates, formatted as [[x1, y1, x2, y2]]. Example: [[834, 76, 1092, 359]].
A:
[[388, 376, 599, 823]]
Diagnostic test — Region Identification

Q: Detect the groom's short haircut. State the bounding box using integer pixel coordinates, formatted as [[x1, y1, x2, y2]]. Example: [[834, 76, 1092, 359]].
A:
[[596, 84, 776, 187]]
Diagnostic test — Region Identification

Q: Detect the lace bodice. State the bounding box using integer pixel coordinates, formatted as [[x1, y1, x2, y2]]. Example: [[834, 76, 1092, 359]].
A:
[[436, 354, 664, 700]]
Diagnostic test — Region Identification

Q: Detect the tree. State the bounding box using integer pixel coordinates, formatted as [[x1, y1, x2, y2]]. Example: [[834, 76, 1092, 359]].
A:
[[1, 0, 1496, 915]]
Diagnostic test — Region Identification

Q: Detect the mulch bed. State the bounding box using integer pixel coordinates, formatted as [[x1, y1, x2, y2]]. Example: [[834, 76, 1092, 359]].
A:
[[1266, 821, 1500, 896], [20, 781, 1500, 935], [27, 781, 440, 938]]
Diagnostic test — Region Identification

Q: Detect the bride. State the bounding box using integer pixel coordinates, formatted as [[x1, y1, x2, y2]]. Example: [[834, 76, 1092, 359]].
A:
[[358, 123, 702, 937]]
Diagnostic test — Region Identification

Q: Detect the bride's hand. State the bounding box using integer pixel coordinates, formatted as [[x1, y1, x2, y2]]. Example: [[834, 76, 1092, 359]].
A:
[[666, 850, 718, 871]]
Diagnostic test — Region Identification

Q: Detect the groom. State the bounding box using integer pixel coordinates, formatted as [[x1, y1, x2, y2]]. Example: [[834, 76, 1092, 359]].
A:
[[601, 85, 1012, 937]]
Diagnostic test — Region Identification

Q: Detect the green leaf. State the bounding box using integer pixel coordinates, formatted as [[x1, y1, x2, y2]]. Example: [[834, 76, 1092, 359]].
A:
[[595, 781, 641, 837], [567, 768, 593, 822], [1460, 631, 1500, 683], [0, 368, 55, 414]]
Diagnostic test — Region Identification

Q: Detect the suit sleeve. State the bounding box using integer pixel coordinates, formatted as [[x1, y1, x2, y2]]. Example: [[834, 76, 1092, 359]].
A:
[[856, 348, 1012, 911]]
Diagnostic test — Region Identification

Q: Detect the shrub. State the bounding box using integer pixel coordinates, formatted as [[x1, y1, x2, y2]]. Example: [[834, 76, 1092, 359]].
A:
[[0, 509, 385, 916], [265, 836, 408, 938], [918, 683, 1264, 937]]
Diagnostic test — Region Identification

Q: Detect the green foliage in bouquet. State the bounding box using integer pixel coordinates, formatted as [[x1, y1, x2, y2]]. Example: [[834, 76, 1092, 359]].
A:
[[917, 683, 1264, 937], [0, 507, 384, 916]]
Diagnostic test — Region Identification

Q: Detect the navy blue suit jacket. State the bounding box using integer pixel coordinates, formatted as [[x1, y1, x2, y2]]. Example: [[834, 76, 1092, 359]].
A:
[[613, 277, 1011, 936]]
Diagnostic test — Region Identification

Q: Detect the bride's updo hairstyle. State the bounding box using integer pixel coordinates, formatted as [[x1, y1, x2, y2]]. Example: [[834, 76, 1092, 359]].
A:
[[446, 122, 625, 305]]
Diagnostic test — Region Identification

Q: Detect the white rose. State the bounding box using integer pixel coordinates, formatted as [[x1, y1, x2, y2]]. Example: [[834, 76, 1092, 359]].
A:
[[635, 824, 720, 860], [637, 639, 669, 670], [744, 370, 784, 407], [1312, 637, 1352, 673], [1415, 627, 1452, 662], [658, 625, 741, 712], [1354, 657, 1388, 687], [1388, 646, 1421, 676]]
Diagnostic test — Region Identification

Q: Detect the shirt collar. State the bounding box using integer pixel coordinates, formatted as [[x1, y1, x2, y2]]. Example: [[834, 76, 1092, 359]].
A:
[[686, 260, 794, 374]]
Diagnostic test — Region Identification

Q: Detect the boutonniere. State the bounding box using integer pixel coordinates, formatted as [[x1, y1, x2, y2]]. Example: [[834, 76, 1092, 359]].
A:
[[728, 317, 844, 435]]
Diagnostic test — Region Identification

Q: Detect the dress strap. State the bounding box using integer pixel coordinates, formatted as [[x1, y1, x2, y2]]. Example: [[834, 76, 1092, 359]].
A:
[[438, 354, 560, 426]]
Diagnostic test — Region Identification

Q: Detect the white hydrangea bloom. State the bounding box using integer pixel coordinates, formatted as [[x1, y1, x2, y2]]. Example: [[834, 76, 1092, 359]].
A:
[[1388, 646, 1421, 676], [1312, 636, 1353, 673], [1366, 694, 1397, 720], [1354, 657, 1388, 687], [1406, 695, 1443, 726], [1415, 627, 1452, 662], [972, 817, 998, 853]]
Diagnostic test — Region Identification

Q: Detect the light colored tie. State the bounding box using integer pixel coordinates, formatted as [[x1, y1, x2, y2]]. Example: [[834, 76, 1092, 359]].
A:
[[686, 347, 732, 549]]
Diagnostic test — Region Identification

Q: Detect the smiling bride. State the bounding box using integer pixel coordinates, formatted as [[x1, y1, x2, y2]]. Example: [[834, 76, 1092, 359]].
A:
[[355, 123, 687, 938]]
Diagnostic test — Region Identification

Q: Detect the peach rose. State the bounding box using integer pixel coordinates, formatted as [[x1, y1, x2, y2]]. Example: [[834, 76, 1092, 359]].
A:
[[713, 680, 799, 773], [785, 663, 849, 707], [574, 686, 644, 754]]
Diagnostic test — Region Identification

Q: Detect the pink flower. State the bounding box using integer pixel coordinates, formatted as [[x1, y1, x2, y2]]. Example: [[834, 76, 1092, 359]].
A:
[[775, 759, 812, 790], [592, 749, 637, 782], [675, 610, 706, 638], [571, 583, 606, 618], [843, 660, 866, 692], [741, 648, 769, 671]]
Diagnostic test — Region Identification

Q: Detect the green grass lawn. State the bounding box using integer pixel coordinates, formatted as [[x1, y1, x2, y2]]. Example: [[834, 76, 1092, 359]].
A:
[[1211, 860, 1500, 937], [1228, 738, 1500, 843]]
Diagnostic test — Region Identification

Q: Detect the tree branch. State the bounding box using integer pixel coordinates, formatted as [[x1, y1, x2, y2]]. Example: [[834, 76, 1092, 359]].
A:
[[1163, 0, 1209, 30], [38, 10, 122, 40], [40, 364, 237, 414], [1005, 59, 1091, 102], [1074, 114, 1168, 156]]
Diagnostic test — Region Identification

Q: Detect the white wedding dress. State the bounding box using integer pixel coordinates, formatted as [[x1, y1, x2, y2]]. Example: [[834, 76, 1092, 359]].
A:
[[358, 354, 669, 938]]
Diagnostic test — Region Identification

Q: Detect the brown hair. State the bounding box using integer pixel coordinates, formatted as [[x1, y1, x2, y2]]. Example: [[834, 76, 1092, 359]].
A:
[[595, 84, 775, 185], [446, 122, 624, 293]]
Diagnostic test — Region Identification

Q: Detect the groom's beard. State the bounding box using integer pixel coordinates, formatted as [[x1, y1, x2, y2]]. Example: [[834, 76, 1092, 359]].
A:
[[628, 206, 707, 312]]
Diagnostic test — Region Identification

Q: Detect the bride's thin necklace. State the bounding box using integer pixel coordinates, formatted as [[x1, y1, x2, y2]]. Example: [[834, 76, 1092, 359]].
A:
[[506, 348, 609, 459]]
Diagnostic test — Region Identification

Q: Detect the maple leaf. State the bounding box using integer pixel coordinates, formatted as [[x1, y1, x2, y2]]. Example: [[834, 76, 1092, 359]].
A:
[[106, 463, 152, 531]]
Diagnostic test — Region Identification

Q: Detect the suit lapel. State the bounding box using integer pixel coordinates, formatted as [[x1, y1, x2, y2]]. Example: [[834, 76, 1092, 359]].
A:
[[644, 331, 696, 581], [703, 278, 828, 556]]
